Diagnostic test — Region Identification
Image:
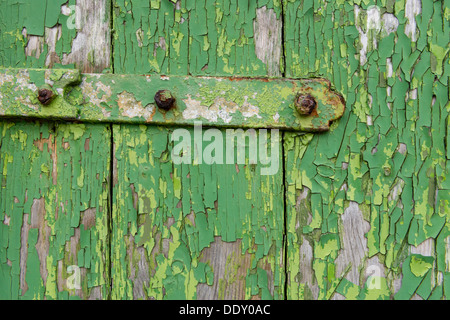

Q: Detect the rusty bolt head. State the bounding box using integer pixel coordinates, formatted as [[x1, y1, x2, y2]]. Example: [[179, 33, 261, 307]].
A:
[[295, 94, 316, 115], [38, 88, 55, 106], [154, 90, 175, 111]]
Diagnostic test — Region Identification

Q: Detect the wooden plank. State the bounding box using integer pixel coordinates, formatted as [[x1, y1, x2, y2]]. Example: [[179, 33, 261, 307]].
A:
[[112, 0, 283, 77], [0, 0, 113, 300], [0, 0, 111, 73], [111, 124, 285, 299], [0, 120, 111, 299], [110, 0, 288, 300], [283, 0, 450, 300]]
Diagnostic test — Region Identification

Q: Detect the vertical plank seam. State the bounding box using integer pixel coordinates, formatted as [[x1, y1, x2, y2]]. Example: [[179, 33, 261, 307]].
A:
[[109, 0, 115, 299], [108, 123, 114, 299], [281, 0, 287, 300], [280, 0, 286, 78], [187, 8, 191, 76], [110, 0, 115, 74], [281, 131, 288, 300]]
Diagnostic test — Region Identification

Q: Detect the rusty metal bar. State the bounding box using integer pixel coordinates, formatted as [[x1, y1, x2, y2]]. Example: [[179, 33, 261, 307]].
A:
[[0, 68, 345, 132]]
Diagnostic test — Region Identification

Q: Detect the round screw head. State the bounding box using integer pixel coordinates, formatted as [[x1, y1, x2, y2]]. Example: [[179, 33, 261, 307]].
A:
[[38, 88, 55, 106], [154, 90, 175, 111], [295, 94, 316, 115]]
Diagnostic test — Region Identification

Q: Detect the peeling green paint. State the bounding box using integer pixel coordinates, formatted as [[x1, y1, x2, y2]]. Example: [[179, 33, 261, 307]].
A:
[[112, 0, 283, 77], [0, 0, 449, 301], [0, 121, 110, 299], [284, 0, 449, 300], [111, 125, 285, 299], [0, 0, 108, 72], [0, 68, 344, 132]]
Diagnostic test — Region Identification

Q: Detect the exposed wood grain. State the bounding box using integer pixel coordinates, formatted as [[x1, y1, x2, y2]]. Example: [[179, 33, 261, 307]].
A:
[[297, 235, 319, 300], [60, 0, 111, 72], [0, 0, 113, 300], [335, 202, 370, 287], [253, 6, 283, 77], [196, 238, 251, 300]]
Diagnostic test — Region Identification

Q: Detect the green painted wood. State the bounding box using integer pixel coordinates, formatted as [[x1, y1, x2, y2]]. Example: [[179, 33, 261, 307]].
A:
[[283, 0, 450, 300], [111, 124, 285, 299], [112, 0, 283, 77], [0, 68, 344, 132], [0, 121, 111, 299], [0, 0, 113, 300], [0, 0, 111, 73], [109, 0, 289, 300], [1, 0, 449, 301]]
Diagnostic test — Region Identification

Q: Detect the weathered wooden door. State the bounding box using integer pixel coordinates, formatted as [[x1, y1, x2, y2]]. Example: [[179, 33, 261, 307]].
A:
[[1, 0, 449, 301]]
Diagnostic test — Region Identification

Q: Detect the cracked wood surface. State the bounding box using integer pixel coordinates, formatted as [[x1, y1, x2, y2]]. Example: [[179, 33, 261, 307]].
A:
[[284, 0, 450, 300], [0, 121, 111, 299], [111, 125, 285, 299], [0, 0, 111, 73], [110, 0, 287, 300], [112, 0, 283, 77], [1, 0, 449, 300], [0, 0, 112, 299]]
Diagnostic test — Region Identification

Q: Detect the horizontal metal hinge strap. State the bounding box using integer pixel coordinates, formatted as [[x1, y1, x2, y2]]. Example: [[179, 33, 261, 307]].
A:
[[0, 68, 345, 132]]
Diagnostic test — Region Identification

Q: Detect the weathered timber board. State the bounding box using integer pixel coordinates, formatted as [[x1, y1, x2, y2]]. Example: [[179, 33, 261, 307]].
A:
[[0, 0, 113, 300], [283, 0, 450, 300], [0, 121, 111, 299], [111, 124, 285, 299], [0, 0, 111, 73], [113, 0, 283, 77], [110, 0, 288, 301]]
